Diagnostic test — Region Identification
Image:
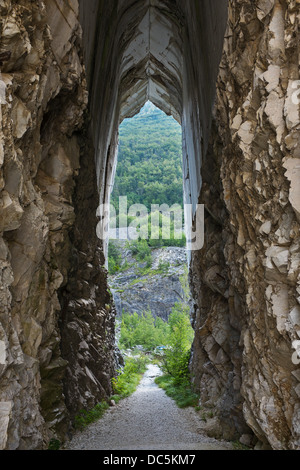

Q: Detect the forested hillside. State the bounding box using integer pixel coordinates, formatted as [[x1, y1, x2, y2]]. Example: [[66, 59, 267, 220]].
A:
[[111, 102, 183, 211]]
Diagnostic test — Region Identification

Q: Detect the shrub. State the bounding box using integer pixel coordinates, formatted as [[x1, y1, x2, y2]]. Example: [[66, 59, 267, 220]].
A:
[[154, 289, 199, 409], [158, 259, 170, 273], [119, 311, 169, 351], [48, 438, 61, 450], [74, 401, 110, 430], [127, 239, 151, 261], [108, 242, 123, 274], [161, 302, 194, 384], [148, 212, 186, 248], [155, 375, 199, 408]]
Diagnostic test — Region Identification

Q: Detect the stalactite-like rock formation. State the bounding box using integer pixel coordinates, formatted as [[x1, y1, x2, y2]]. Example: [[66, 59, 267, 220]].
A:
[[0, 0, 299, 450]]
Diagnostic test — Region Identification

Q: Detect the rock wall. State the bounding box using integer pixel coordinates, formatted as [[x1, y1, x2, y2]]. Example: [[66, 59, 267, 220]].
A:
[[0, 0, 115, 449], [190, 0, 300, 450]]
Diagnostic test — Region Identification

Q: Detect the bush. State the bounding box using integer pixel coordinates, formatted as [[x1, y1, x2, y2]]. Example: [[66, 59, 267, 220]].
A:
[[108, 242, 123, 274], [154, 285, 198, 408], [155, 375, 199, 408], [127, 239, 151, 261], [74, 401, 110, 430], [158, 260, 170, 273], [148, 211, 186, 248], [119, 311, 169, 351], [48, 438, 61, 450], [143, 253, 153, 268], [125, 213, 187, 251], [108, 256, 118, 274], [111, 355, 148, 399], [161, 302, 194, 385]]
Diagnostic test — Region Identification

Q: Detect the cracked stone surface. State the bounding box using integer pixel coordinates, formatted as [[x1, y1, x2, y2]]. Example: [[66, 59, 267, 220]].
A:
[[189, 0, 300, 450], [0, 0, 299, 451]]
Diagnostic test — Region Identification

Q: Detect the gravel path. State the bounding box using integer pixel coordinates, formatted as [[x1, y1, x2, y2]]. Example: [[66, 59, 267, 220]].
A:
[[65, 364, 233, 451]]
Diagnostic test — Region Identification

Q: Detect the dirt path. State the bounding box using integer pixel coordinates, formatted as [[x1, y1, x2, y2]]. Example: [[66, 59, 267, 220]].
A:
[[65, 364, 233, 451]]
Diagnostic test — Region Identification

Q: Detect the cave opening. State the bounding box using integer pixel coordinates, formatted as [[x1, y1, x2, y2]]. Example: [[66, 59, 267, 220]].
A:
[[106, 98, 191, 356], [108, 100, 185, 249], [77, 0, 228, 424]]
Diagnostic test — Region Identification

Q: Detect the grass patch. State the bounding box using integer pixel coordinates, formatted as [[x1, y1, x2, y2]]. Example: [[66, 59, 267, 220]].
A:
[[74, 401, 110, 430], [128, 277, 148, 287], [135, 265, 172, 278], [155, 375, 199, 409], [111, 354, 149, 400]]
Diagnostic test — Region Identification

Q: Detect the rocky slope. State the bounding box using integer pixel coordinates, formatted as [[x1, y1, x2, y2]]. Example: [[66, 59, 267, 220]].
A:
[[109, 243, 188, 321], [189, 0, 300, 449]]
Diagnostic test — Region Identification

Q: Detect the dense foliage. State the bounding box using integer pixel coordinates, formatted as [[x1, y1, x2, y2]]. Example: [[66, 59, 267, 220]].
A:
[[119, 311, 169, 351], [111, 102, 183, 212], [111, 355, 149, 401], [109, 102, 185, 252]]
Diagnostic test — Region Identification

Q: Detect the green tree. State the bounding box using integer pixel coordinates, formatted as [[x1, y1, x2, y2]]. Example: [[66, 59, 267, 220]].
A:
[[162, 303, 194, 384]]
